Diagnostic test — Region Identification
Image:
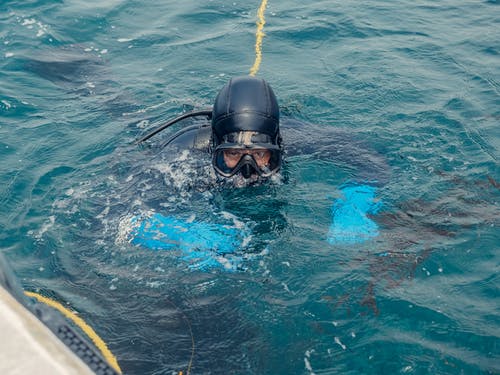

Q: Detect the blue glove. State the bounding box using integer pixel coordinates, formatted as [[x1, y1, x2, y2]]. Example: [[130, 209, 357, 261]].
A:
[[129, 213, 246, 271], [327, 184, 382, 245]]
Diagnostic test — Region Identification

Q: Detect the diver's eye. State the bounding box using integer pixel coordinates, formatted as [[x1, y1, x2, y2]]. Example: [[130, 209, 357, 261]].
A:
[[225, 150, 242, 158], [255, 151, 266, 159], [251, 150, 270, 160]]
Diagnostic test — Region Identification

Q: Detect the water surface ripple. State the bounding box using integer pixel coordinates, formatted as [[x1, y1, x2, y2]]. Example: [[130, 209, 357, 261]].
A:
[[0, 1, 498, 374]]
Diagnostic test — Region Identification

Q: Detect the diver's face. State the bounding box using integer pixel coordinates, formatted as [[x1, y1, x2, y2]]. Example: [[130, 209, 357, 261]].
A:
[[223, 149, 271, 169]]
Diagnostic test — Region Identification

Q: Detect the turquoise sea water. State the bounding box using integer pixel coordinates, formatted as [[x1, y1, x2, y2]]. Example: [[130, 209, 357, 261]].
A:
[[1, 0, 499, 374]]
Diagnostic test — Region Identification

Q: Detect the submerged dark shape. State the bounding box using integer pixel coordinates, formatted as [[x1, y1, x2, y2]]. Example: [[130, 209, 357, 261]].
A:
[[23, 46, 107, 87]]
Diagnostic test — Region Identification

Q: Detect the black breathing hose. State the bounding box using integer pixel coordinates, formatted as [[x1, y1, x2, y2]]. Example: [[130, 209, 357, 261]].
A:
[[136, 109, 212, 144]]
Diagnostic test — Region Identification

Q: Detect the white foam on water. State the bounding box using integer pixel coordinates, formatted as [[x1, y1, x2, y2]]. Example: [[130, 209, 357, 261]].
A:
[[115, 214, 139, 245], [334, 337, 346, 350], [146, 281, 164, 288], [220, 211, 246, 230], [28, 215, 56, 242], [1, 99, 12, 108], [21, 18, 36, 26], [281, 282, 291, 293], [136, 120, 149, 129], [304, 350, 316, 375], [20, 18, 50, 37], [240, 233, 253, 248]]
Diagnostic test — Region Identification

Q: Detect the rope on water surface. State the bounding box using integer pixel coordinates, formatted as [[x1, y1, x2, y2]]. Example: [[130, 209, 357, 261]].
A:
[[24, 291, 122, 374], [249, 0, 269, 76], [175, 298, 195, 375]]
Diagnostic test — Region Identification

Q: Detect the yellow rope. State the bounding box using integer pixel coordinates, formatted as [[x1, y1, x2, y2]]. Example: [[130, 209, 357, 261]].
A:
[[249, 0, 268, 76], [24, 291, 122, 374], [174, 297, 195, 375], [183, 309, 195, 375]]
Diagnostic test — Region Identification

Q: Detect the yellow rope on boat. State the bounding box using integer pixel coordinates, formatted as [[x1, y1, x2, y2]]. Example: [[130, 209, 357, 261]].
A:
[[24, 291, 122, 374]]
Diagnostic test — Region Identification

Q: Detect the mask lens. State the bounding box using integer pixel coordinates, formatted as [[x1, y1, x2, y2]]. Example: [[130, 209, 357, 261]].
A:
[[213, 145, 281, 178]]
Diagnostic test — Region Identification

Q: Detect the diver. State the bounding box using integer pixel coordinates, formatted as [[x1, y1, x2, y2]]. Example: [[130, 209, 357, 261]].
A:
[[131, 76, 387, 270], [138, 76, 283, 187]]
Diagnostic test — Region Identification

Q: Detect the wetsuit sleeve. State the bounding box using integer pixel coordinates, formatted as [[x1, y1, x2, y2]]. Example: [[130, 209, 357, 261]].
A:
[[327, 184, 382, 245], [127, 213, 247, 271], [280, 120, 388, 244]]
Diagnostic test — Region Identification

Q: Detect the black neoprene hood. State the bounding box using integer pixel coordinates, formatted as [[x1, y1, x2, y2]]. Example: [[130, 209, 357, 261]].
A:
[[211, 76, 280, 145]]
